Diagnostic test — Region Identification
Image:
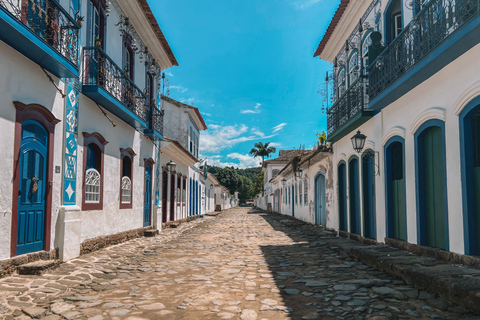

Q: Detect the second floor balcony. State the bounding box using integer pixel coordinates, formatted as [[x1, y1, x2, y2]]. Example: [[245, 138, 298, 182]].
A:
[[368, 0, 480, 109], [327, 78, 373, 142], [82, 47, 148, 130], [144, 104, 164, 141], [0, 0, 79, 78]]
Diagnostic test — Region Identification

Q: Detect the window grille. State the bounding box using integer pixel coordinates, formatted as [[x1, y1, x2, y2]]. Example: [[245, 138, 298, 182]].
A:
[[85, 168, 101, 203], [121, 176, 131, 203], [304, 178, 308, 205]]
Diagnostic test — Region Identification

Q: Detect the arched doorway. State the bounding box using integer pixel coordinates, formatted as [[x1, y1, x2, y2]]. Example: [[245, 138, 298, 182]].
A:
[[338, 162, 347, 231], [415, 121, 448, 250], [315, 172, 326, 226], [349, 157, 361, 235], [362, 152, 376, 239], [385, 137, 406, 241], [460, 97, 480, 255]]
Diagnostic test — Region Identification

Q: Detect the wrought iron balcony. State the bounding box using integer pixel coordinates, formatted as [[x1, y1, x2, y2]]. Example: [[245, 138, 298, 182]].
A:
[[368, 0, 480, 108], [327, 78, 373, 142], [0, 0, 79, 78], [82, 47, 148, 129], [144, 104, 164, 141]]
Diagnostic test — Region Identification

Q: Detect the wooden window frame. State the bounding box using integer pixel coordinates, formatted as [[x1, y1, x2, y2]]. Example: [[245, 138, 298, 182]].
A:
[[82, 132, 108, 211], [119, 148, 136, 209]]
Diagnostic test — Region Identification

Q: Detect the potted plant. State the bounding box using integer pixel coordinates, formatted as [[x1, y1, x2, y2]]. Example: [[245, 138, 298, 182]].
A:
[[95, 37, 102, 47], [76, 15, 84, 26]]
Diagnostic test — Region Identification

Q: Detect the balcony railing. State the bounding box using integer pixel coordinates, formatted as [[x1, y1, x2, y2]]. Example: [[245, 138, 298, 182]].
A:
[[82, 47, 147, 123], [368, 0, 480, 100], [147, 104, 164, 136], [0, 0, 79, 66], [327, 78, 368, 137]]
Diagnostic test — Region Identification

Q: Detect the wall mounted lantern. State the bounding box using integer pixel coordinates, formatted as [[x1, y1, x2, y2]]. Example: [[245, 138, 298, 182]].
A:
[[351, 130, 367, 153], [351, 131, 380, 176], [166, 160, 176, 173], [295, 168, 303, 179], [281, 178, 287, 186]]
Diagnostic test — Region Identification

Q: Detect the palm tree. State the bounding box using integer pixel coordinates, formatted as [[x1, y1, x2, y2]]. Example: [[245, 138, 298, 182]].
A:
[[249, 142, 277, 166]]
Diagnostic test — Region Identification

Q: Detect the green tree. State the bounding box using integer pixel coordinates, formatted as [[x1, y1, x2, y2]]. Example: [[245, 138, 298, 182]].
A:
[[214, 167, 239, 194], [253, 172, 264, 196], [237, 176, 254, 203], [249, 142, 276, 166]]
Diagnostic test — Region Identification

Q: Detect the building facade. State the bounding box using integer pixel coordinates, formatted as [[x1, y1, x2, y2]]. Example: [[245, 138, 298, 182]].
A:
[[0, 0, 177, 262], [315, 0, 480, 255]]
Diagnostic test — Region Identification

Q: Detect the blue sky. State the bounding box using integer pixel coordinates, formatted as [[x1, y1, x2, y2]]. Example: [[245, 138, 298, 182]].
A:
[[148, 0, 339, 168]]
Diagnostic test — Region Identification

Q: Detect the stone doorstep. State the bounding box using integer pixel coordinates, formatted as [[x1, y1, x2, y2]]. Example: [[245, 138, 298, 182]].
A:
[[17, 260, 60, 276], [144, 229, 159, 237], [0, 250, 55, 279]]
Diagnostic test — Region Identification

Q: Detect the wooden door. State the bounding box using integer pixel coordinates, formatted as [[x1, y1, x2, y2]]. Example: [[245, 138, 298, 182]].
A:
[[349, 159, 360, 234], [144, 165, 152, 227], [362, 155, 376, 239]]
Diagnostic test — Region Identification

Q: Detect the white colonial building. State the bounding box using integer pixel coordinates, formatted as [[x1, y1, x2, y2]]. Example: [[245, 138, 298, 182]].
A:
[[316, 0, 480, 255], [0, 0, 178, 267]]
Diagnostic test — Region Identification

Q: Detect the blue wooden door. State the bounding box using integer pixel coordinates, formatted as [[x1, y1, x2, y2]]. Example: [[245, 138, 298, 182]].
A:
[[17, 121, 48, 255], [386, 142, 406, 240], [362, 155, 376, 239], [349, 159, 361, 235], [291, 185, 295, 217], [338, 163, 347, 231], [315, 173, 326, 226], [144, 165, 152, 227]]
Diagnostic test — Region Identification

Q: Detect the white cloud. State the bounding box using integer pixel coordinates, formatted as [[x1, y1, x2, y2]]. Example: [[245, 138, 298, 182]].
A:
[[272, 123, 287, 133], [170, 85, 188, 93], [292, 0, 323, 10], [200, 124, 277, 153], [165, 72, 174, 77], [180, 97, 201, 105], [205, 153, 261, 169], [269, 142, 283, 149], [201, 112, 212, 117], [241, 103, 262, 114]]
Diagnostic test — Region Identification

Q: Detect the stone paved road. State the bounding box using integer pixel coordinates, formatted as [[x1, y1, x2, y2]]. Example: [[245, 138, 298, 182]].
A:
[[0, 208, 477, 320]]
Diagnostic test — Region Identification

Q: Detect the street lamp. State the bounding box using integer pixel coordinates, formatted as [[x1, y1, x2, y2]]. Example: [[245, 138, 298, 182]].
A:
[[210, 184, 214, 189], [295, 168, 303, 179], [351, 131, 367, 153], [281, 178, 287, 186], [166, 160, 176, 173]]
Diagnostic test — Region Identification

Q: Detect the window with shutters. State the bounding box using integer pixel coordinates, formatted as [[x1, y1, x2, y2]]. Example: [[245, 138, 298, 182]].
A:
[[304, 178, 308, 205], [82, 132, 107, 210], [120, 148, 135, 208]]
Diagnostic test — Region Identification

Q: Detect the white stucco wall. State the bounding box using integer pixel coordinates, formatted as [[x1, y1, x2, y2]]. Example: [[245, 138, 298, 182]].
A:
[[0, 42, 66, 261], [330, 42, 480, 254]]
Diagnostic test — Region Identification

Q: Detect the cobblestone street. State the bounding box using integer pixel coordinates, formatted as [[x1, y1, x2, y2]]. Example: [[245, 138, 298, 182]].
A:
[[0, 208, 476, 320]]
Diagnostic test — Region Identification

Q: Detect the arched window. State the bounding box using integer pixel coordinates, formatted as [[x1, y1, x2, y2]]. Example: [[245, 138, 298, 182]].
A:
[[385, 0, 403, 44], [120, 148, 135, 209], [304, 178, 308, 205], [337, 67, 346, 97], [348, 51, 359, 85], [85, 168, 101, 203], [299, 180, 303, 206], [82, 132, 108, 210]]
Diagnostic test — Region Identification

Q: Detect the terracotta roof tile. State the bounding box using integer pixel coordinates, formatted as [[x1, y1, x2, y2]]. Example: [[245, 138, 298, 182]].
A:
[[314, 0, 350, 58], [137, 0, 178, 66]]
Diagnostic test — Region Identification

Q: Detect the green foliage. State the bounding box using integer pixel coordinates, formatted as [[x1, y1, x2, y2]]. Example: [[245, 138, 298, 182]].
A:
[[203, 165, 261, 203], [253, 172, 264, 196], [249, 142, 276, 165], [215, 167, 239, 194], [237, 176, 254, 203]]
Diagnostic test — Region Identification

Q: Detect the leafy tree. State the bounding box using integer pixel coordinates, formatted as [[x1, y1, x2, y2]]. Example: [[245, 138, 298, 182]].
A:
[[214, 167, 239, 194], [237, 176, 254, 203], [249, 142, 276, 166], [253, 172, 264, 196]]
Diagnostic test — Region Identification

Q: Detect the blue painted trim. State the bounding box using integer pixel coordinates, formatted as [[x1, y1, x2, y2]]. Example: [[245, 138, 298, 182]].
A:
[[384, 0, 404, 44], [143, 128, 164, 142], [0, 7, 78, 79], [82, 85, 147, 129], [460, 95, 480, 255], [413, 119, 449, 251], [370, 14, 480, 110], [291, 184, 295, 217], [384, 136, 408, 241]]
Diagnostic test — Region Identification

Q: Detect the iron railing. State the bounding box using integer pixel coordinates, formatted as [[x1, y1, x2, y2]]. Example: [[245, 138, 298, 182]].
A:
[[147, 104, 164, 136], [368, 0, 480, 99], [327, 78, 367, 137], [0, 0, 79, 65], [82, 47, 147, 123]]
